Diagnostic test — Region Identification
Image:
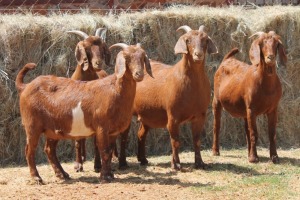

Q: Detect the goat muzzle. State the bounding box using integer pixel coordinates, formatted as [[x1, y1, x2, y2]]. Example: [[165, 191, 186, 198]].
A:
[[133, 71, 144, 82], [193, 51, 204, 62]]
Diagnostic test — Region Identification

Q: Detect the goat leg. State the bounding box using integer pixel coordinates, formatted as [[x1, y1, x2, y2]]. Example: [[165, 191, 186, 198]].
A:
[[137, 124, 149, 165], [244, 118, 251, 157], [25, 131, 43, 184], [168, 120, 181, 171], [74, 139, 84, 172], [192, 120, 207, 169], [96, 131, 114, 183], [118, 126, 130, 169], [44, 138, 70, 180], [94, 136, 102, 173], [267, 109, 279, 164], [246, 109, 259, 163], [212, 98, 222, 156]]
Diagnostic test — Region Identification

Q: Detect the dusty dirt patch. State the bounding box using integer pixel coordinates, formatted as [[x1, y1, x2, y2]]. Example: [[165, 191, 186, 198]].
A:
[[0, 148, 299, 199]]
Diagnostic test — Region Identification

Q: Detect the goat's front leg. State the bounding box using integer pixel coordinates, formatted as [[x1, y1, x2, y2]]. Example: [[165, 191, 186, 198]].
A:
[[246, 108, 259, 163], [96, 130, 114, 183], [191, 118, 207, 169], [244, 118, 251, 157], [44, 138, 70, 180], [267, 109, 279, 164], [93, 136, 101, 173], [119, 125, 130, 169], [137, 123, 150, 165], [167, 119, 181, 170], [212, 98, 222, 156]]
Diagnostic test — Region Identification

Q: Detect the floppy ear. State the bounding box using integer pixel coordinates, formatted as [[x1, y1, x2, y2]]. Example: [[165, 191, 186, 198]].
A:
[[75, 42, 89, 71], [115, 52, 126, 79], [207, 36, 218, 54], [103, 44, 111, 66], [277, 41, 287, 67], [249, 40, 261, 66], [144, 55, 153, 78], [174, 36, 188, 54]]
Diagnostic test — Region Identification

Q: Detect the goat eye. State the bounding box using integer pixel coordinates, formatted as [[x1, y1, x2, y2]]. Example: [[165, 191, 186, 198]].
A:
[[186, 39, 191, 44]]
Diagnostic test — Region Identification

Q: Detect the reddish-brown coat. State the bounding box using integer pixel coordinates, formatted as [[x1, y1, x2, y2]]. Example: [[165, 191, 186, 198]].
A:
[[212, 31, 287, 163], [15, 43, 152, 183], [68, 30, 110, 173], [117, 25, 218, 170]]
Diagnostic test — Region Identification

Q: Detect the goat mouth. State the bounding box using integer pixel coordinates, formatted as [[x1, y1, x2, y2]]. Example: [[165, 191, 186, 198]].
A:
[[133, 75, 144, 82], [193, 56, 204, 62]]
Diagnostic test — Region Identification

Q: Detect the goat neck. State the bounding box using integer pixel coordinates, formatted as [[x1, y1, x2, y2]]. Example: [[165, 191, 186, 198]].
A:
[[178, 53, 206, 76]]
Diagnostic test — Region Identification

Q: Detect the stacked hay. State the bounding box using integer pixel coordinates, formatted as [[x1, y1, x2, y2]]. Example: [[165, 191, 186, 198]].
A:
[[0, 6, 299, 165]]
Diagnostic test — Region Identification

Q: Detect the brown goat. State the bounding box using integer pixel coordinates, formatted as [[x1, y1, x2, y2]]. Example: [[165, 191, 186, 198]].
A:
[[15, 43, 152, 183], [212, 31, 287, 163], [117, 25, 218, 170], [67, 28, 111, 172]]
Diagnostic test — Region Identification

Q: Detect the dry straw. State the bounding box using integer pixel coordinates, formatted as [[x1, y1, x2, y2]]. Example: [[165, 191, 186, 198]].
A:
[[0, 6, 299, 165]]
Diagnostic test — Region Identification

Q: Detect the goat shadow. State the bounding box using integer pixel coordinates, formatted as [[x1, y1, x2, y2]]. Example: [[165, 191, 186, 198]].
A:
[[59, 160, 259, 187]]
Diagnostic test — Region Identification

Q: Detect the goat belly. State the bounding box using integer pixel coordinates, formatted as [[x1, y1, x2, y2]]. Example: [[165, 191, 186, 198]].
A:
[[67, 102, 94, 137]]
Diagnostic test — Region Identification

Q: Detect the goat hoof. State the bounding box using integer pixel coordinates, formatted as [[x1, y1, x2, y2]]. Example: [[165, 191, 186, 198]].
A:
[[56, 172, 70, 180], [171, 163, 181, 171], [32, 176, 44, 185], [212, 150, 220, 156], [248, 156, 259, 163], [138, 158, 149, 166], [118, 162, 129, 170], [271, 155, 279, 164], [195, 162, 208, 170], [94, 167, 101, 173], [74, 162, 83, 172], [100, 173, 114, 183]]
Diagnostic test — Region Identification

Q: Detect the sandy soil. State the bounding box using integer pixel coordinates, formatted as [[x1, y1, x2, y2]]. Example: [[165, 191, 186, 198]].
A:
[[0, 148, 299, 200]]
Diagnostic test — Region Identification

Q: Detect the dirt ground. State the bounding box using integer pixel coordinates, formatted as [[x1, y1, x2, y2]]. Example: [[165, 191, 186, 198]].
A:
[[0, 148, 299, 200]]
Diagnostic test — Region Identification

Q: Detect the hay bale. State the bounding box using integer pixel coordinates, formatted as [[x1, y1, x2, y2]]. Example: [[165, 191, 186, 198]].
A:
[[0, 6, 299, 165]]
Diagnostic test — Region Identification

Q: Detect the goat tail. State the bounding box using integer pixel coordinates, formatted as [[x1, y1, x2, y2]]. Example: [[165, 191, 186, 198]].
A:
[[15, 63, 37, 93], [223, 48, 239, 61]]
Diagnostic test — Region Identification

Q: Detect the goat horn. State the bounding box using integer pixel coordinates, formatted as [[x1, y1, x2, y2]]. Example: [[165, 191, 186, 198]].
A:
[[109, 43, 129, 50], [249, 31, 265, 39], [176, 25, 192, 33], [95, 28, 107, 41], [199, 25, 205, 32], [67, 30, 88, 39]]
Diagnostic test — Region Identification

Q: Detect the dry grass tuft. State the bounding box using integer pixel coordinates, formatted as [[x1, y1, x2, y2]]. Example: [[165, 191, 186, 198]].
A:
[[0, 6, 299, 165]]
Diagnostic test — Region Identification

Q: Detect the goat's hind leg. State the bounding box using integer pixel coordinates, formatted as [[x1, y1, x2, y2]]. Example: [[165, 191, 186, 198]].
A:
[[267, 109, 279, 164], [44, 138, 70, 180], [212, 98, 222, 156], [118, 126, 130, 169], [137, 123, 150, 165], [25, 127, 43, 184]]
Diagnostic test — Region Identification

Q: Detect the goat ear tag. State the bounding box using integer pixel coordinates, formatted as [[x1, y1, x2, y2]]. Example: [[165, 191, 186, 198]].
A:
[[174, 37, 188, 54]]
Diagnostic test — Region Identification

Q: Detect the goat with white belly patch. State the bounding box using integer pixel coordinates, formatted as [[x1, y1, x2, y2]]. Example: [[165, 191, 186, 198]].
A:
[[15, 43, 153, 183]]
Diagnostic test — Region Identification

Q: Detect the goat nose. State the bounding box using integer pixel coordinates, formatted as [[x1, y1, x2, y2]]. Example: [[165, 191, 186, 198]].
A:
[[135, 71, 143, 77], [267, 55, 275, 60]]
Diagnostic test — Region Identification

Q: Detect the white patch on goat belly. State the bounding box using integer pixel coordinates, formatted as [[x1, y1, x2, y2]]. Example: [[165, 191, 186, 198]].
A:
[[68, 102, 94, 137]]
